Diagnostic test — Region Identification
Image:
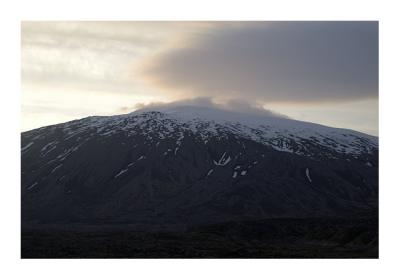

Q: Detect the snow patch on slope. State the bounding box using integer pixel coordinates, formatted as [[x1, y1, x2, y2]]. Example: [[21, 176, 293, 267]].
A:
[[306, 168, 312, 183], [27, 182, 38, 190], [214, 152, 232, 166], [22, 142, 34, 152]]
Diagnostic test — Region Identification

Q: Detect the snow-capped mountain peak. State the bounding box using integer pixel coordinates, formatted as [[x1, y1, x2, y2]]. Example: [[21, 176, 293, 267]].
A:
[[23, 105, 378, 160]]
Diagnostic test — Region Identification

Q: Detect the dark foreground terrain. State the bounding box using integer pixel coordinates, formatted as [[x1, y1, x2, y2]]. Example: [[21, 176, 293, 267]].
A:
[[22, 216, 378, 258]]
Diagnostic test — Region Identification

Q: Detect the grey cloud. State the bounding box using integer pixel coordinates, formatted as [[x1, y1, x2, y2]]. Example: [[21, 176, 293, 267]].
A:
[[143, 22, 378, 103]]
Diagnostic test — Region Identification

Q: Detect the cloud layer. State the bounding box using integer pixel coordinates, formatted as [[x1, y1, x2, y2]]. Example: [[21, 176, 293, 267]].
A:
[[142, 22, 378, 103], [21, 21, 211, 96]]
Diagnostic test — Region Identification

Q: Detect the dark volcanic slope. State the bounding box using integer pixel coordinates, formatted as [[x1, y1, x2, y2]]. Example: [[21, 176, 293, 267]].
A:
[[21, 106, 378, 226]]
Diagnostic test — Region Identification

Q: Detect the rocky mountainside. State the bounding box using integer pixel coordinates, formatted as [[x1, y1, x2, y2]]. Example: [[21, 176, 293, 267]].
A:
[[21, 105, 378, 226]]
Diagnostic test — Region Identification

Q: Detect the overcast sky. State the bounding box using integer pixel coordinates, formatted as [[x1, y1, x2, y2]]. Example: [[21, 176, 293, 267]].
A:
[[21, 21, 378, 135]]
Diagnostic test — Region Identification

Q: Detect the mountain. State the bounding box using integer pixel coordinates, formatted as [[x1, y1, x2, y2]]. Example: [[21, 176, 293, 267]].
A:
[[21, 105, 378, 227]]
